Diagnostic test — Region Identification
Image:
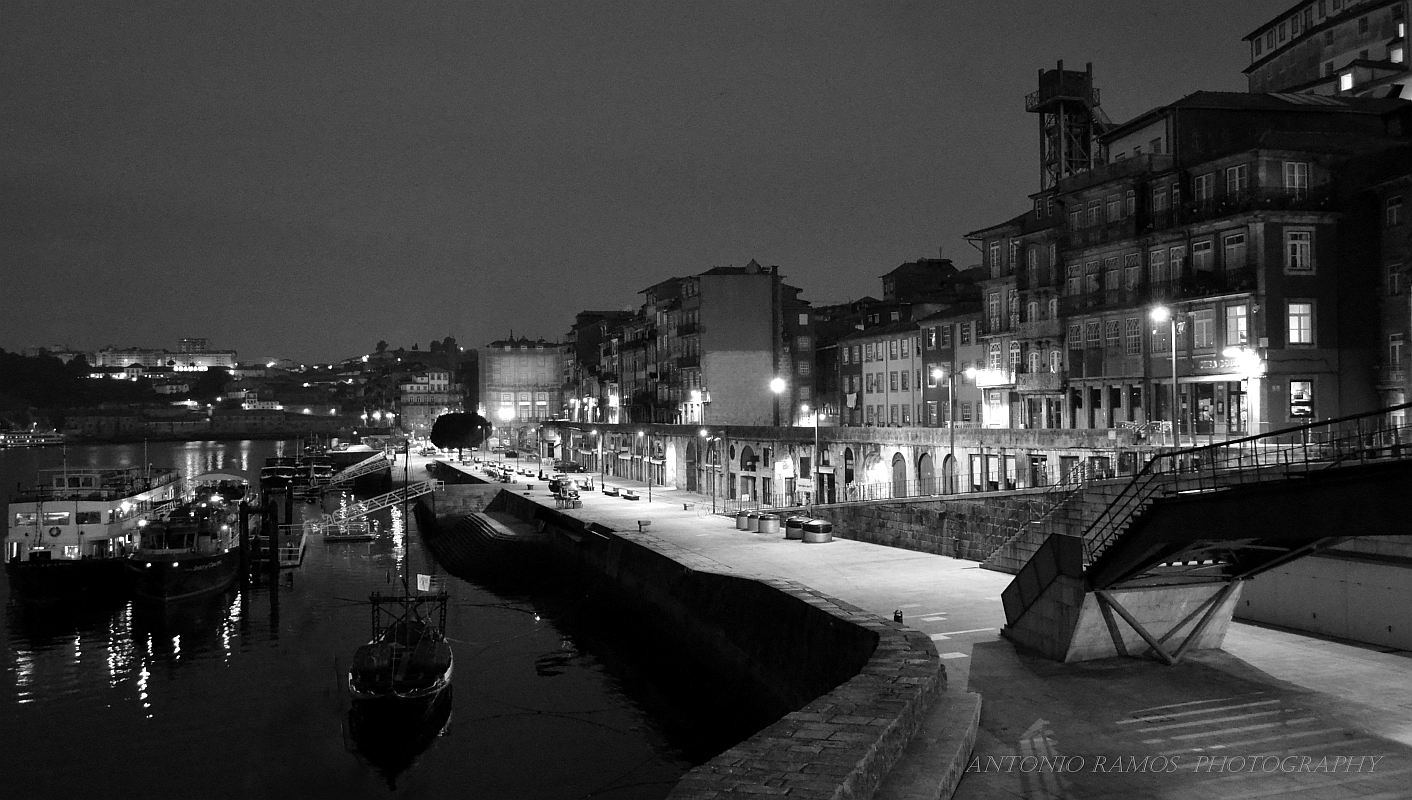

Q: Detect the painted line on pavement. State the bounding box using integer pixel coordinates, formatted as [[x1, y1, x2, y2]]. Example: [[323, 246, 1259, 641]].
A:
[[938, 652, 968, 660], [1158, 726, 1347, 757], [928, 627, 997, 641], [1118, 699, 1281, 724], [1166, 716, 1318, 742], [1131, 692, 1267, 715]]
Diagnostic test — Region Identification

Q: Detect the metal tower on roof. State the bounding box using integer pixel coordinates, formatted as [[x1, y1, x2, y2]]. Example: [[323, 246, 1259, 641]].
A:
[[1026, 61, 1109, 190]]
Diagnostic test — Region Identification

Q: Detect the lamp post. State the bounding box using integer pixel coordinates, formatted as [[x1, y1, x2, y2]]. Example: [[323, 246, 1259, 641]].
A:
[[933, 365, 978, 493], [1151, 305, 1179, 446], [801, 403, 819, 510], [769, 377, 786, 427]]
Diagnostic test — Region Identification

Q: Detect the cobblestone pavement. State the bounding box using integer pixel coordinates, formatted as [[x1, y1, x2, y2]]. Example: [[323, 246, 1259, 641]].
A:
[[427, 459, 1412, 800]]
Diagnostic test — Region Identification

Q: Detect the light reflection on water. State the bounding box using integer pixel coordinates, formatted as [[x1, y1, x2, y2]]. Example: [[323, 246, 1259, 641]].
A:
[[1, 440, 692, 800]]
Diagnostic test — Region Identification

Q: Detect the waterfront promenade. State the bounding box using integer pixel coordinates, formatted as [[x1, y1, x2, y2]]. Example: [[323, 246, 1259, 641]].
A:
[[419, 455, 1412, 799]]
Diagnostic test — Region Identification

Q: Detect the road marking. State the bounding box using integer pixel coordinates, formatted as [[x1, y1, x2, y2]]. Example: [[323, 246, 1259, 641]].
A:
[[1118, 699, 1281, 724], [897, 603, 924, 609], [1158, 726, 1345, 756], [919, 614, 948, 622], [928, 627, 997, 641], [938, 652, 969, 659], [1167, 716, 1318, 742], [1131, 692, 1266, 715]]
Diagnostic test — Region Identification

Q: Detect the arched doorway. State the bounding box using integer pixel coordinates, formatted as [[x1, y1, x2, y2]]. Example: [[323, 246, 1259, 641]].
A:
[[739, 445, 757, 503], [942, 454, 956, 494], [917, 452, 935, 496], [685, 441, 699, 492], [891, 453, 907, 498]]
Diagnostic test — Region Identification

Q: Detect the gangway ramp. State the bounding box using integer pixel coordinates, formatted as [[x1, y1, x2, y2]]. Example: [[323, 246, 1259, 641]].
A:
[[306, 480, 442, 535]]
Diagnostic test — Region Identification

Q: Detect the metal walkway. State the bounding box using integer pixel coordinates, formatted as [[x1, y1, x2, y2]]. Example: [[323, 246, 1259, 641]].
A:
[[305, 480, 443, 535]]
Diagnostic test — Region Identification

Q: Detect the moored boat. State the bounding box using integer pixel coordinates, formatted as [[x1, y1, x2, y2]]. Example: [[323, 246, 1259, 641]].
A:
[[4, 466, 183, 600], [348, 591, 453, 706], [124, 475, 247, 602], [0, 430, 67, 448]]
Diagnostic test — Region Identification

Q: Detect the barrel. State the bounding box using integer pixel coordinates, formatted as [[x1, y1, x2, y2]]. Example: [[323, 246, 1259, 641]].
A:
[[784, 516, 807, 540], [758, 513, 781, 535], [802, 519, 834, 544]]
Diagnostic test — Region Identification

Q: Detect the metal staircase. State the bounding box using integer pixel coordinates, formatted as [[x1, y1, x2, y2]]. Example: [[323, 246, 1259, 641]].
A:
[[312, 453, 388, 489], [1083, 401, 1412, 571]]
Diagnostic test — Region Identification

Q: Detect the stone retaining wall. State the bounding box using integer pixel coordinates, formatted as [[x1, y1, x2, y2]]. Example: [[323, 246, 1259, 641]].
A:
[[488, 491, 946, 800]]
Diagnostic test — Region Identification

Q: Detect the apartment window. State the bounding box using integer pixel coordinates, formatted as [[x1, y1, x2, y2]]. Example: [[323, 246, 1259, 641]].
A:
[[1048, 298, 1058, 319], [1284, 161, 1309, 197], [940, 325, 952, 347], [1194, 173, 1214, 204], [1358, 15, 1368, 33], [926, 365, 939, 387], [797, 335, 812, 352], [1085, 260, 1101, 294], [900, 337, 909, 358], [1390, 264, 1403, 295], [1288, 301, 1314, 345], [1125, 317, 1142, 355], [799, 312, 810, 325], [900, 370, 909, 391], [1255, 36, 1264, 56], [1393, 334, 1407, 366], [1152, 185, 1168, 212], [1086, 199, 1100, 226], [1009, 240, 1020, 272], [1223, 232, 1247, 270], [890, 371, 899, 391], [1193, 309, 1215, 349], [1225, 305, 1249, 347], [1169, 245, 1186, 278], [888, 339, 898, 359], [1158, 247, 1180, 288], [864, 343, 874, 361], [1191, 240, 1213, 273], [1028, 350, 1041, 374], [988, 293, 1001, 328], [901, 405, 911, 425], [960, 402, 973, 423], [1069, 208, 1082, 230], [1290, 380, 1314, 418], [1007, 290, 1020, 326], [1066, 262, 1083, 296], [797, 360, 811, 377], [1286, 229, 1314, 272], [959, 323, 971, 345], [1085, 320, 1101, 347], [852, 345, 861, 363], [890, 405, 900, 426], [1104, 256, 1120, 290], [1048, 242, 1057, 269], [1151, 137, 1163, 155], [1387, 195, 1404, 227], [1394, 47, 1406, 64], [1225, 164, 1249, 195], [1027, 246, 1038, 277], [1068, 323, 1083, 346], [1106, 194, 1121, 221], [1266, 30, 1275, 50], [1279, 21, 1287, 42], [1340, 71, 1354, 92], [842, 347, 851, 365], [1125, 189, 1136, 217], [1009, 341, 1021, 370], [1050, 349, 1063, 373], [989, 241, 1001, 273], [1105, 319, 1121, 349], [1292, 12, 1301, 35], [988, 342, 1002, 370], [1171, 183, 1180, 208]]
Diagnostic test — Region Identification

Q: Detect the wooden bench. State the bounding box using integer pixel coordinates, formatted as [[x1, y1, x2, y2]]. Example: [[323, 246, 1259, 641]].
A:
[[636, 520, 651, 533], [621, 490, 639, 500]]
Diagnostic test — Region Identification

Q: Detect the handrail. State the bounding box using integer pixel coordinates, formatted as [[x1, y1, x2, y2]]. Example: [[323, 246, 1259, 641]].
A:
[[1083, 402, 1412, 563]]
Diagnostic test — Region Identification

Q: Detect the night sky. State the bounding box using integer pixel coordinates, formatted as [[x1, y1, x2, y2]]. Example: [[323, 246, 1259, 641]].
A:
[[3, 1, 1289, 364]]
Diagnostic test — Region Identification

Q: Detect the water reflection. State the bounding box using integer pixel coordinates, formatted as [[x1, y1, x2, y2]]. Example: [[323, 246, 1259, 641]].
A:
[[347, 687, 455, 789]]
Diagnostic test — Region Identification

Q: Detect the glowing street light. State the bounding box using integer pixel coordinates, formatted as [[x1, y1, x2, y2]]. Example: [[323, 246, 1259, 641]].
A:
[[1151, 305, 1178, 445], [769, 377, 786, 427]]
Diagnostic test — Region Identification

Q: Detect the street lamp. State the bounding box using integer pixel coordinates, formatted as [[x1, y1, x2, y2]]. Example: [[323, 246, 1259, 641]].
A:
[[801, 403, 819, 510], [769, 377, 786, 427], [1151, 305, 1179, 446], [637, 430, 651, 502], [932, 365, 976, 493]]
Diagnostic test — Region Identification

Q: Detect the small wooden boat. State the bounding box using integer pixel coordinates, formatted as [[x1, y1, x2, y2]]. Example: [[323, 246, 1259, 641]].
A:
[[348, 591, 453, 706]]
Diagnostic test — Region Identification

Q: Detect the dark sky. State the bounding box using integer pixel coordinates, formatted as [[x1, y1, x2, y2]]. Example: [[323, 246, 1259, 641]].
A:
[[3, 1, 1289, 364]]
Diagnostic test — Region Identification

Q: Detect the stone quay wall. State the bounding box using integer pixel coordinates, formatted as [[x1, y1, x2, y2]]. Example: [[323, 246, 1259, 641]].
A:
[[488, 491, 946, 800]]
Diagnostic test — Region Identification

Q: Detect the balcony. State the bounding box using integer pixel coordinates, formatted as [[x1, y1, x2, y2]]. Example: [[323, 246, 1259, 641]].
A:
[[1376, 366, 1407, 388], [676, 322, 699, 336], [1014, 317, 1064, 339], [1016, 370, 1067, 393], [1141, 186, 1336, 234]]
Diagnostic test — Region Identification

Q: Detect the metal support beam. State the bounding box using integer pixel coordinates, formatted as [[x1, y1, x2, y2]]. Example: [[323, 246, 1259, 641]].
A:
[[1095, 590, 1177, 666], [1171, 581, 1241, 662]]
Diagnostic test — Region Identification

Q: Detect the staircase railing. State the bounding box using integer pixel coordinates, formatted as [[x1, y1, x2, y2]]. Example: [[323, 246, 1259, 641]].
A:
[[310, 480, 443, 532], [323, 453, 389, 486], [1084, 401, 1412, 564], [982, 459, 1096, 560]]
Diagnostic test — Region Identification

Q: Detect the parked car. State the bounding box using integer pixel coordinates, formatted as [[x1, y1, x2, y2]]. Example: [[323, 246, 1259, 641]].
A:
[[556, 461, 586, 473], [503, 449, 518, 458]]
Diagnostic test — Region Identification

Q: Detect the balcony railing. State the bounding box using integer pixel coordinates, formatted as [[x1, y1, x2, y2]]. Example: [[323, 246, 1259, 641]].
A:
[[1014, 317, 1064, 339], [1143, 186, 1335, 234], [1059, 267, 1257, 315], [1016, 370, 1067, 393], [1377, 367, 1407, 387]]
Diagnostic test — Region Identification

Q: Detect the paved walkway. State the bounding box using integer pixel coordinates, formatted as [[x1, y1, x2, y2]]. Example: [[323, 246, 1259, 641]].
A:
[[426, 457, 1412, 799]]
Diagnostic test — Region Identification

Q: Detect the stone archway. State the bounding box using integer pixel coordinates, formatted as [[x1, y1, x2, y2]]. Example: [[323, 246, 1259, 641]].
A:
[[891, 453, 907, 498], [942, 454, 957, 494], [918, 452, 935, 496], [685, 441, 699, 492]]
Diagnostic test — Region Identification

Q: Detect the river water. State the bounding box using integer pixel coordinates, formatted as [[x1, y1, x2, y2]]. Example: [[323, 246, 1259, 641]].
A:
[[0, 440, 696, 799]]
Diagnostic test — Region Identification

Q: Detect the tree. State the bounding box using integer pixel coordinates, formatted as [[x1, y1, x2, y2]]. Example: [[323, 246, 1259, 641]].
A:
[[190, 367, 231, 402], [429, 412, 489, 458], [375, 340, 388, 355]]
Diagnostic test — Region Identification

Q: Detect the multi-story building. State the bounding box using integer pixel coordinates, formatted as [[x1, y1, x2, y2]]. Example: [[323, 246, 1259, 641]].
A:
[[1244, 0, 1411, 97], [398, 369, 459, 437], [1367, 147, 1412, 419], [564, 310, 634, 423], [839, 322, 925, 427], [478, 337, 566, 433], [968, 63, 1412, 439], [571, 260, 815, 427], [916, 308, 987, 431]]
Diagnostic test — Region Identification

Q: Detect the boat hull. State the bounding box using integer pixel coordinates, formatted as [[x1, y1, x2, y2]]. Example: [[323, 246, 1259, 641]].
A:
[[4, 557, 128, 601], [126, 549, 242, 602]]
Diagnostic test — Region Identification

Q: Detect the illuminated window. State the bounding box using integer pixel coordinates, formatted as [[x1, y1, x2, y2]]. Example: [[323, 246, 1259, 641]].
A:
[[1225, 305, 1249, 347], [1290, 380, 1314, 418], [1339, 71, 1354, 92], [1288, 301, 1315, 345]]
